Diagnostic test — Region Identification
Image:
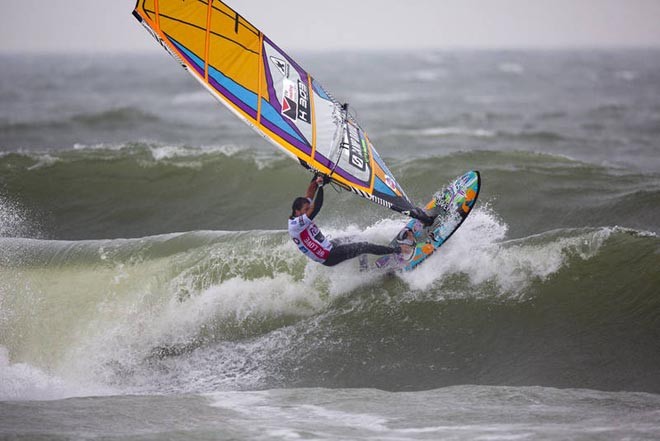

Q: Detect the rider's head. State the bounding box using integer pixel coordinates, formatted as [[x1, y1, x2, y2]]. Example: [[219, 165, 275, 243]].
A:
[[290, 197, 310, 219]]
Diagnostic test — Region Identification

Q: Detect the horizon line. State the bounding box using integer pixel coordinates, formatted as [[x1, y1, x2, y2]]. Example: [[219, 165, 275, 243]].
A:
[[2, 44, 660, 56]]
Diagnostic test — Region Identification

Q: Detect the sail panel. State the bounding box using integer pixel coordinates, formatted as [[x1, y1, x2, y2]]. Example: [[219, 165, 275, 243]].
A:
[[133, 0, 416, 213]]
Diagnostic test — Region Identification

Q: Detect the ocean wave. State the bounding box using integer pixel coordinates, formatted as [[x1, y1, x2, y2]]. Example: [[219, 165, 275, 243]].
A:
[[499, 129, 568, 142], [1, 219, 659, 397], [1, 143, 280, 167], [71, 107, 160, 126], [0, 107, 161, 133], [386, 126, 570, 143], [2, 146, 658, 241]]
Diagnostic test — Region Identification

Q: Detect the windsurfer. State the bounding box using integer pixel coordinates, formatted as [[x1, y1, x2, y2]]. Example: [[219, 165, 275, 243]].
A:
[[288, 174, 409, 266]]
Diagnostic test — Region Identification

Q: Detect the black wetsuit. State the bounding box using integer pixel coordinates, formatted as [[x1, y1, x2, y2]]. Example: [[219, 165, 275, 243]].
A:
[[323, 240, 395, 267], [310, 184, 396, 267]]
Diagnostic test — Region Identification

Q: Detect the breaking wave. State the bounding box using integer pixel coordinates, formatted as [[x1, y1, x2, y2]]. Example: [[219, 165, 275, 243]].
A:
[[2, 208, 659, 399]]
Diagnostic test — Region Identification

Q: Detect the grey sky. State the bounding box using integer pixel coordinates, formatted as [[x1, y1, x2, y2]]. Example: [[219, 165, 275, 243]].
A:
[[1, 0, 660, 53]]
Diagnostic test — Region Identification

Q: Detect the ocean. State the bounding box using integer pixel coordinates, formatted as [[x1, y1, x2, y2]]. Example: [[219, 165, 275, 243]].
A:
[[1, 50, 659, 440]]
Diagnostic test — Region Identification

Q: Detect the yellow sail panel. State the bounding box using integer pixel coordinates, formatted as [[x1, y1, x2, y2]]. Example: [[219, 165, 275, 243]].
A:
[[207, 5, 261, 108], [159, 7, 207, 67]]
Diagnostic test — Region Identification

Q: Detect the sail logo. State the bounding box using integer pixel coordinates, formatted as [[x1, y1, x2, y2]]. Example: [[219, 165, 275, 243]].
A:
[[385, 175, 397, 192], [281, 96, 298, 121], [281, 79, 311, 124], [281, 79, 298, 121], [270, 56, 289, 77], [346, 128, 368, 172], [297, 80, 311, 123], [349, 146, 365, 170]]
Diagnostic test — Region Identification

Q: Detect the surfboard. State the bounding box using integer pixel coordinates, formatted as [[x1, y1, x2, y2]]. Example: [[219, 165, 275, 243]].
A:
[[366, 171, 481, 272]]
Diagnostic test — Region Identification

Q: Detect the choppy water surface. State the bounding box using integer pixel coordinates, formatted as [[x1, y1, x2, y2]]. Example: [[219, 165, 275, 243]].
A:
[[1, 50, 659, 439]]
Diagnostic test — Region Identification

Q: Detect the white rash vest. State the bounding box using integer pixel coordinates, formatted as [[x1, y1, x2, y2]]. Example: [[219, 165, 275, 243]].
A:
[[288, 213, 333, 263]]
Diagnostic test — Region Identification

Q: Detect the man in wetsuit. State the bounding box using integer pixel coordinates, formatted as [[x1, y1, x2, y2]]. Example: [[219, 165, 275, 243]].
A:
[[288, 174, 404, 267]]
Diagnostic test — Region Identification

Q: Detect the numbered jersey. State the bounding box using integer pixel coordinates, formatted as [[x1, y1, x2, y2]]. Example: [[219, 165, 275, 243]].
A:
[[288, 214, 333, 263]]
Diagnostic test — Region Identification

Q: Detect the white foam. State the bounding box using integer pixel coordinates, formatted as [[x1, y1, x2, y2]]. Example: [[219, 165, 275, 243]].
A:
[[158, 273, 325, 339], [145, 144, 284, 170], [399, 207, 506, 292], [25, 154, 58, 170], [390, 126, 495, 138], [0, 195, 32, 238], [147, 144, 242, 161], [400, 208, 611, 297], [0, 346, 112, 401], [207, 390, 390, 437], [73, 142, 123, 151], [70, 142, 247, 162]]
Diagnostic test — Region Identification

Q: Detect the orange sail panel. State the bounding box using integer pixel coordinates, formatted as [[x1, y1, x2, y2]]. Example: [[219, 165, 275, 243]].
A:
[[133, 0, 415, 214]]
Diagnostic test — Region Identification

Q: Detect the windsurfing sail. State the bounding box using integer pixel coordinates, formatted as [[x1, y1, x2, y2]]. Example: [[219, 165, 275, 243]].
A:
[[132, 0, 419, 217]]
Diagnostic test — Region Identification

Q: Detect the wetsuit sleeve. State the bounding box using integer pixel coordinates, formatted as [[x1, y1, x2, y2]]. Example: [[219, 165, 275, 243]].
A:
[[308, 186, 324, 220]]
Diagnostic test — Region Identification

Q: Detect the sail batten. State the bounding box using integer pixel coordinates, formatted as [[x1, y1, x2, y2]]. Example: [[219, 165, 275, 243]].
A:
[[133, 0, 416, 214]]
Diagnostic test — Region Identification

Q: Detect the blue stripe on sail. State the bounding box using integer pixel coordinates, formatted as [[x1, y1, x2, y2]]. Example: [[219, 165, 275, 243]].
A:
[[208, 65, 258, 111], [374, 176, 396, 197]]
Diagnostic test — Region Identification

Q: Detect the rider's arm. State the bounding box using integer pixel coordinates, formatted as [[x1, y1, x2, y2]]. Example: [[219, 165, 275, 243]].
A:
[[305, 175, 325, 219], [308, 185, 324, 220], [304, 177, 319, 200]]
